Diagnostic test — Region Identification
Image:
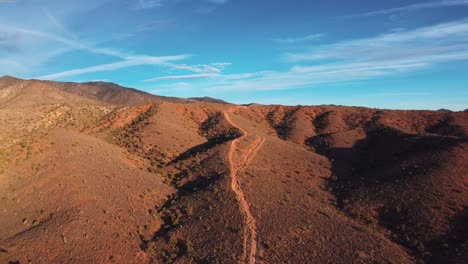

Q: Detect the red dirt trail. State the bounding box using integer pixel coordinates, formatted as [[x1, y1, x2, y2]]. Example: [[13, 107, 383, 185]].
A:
[[224, 108, 265, 264]]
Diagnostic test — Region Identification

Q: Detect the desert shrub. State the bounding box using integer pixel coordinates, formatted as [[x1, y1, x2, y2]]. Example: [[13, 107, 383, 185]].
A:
[[199, 112, 241, 143], [185, 205, 194, 216], [110, 106, 155, 152], [170, 209, 183, 226], [266, 108, 299, 139]]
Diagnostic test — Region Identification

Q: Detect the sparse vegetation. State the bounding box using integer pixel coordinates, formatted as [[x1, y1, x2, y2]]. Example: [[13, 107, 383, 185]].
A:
[[32, 220, 40, 227], [266, 107, 300, 139], [110, 105, 156, 153], [199, 112, 241, 143]]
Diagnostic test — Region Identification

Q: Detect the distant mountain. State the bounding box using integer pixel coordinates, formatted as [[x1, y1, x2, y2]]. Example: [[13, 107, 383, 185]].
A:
[[0, 76, 232, 107], [188, 96, 231, 104], [0, 76, 101, 108], [436, 108, 452, 112], [0, 75, 21, 85], [1, 76, 193, 106], [47, 80, 191, 106]]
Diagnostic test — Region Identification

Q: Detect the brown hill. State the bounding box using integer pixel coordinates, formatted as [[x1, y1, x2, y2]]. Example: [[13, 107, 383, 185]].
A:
[[188, 96, 231, 104], [46, 80, 190, 106], [0, 77, 466, 264]]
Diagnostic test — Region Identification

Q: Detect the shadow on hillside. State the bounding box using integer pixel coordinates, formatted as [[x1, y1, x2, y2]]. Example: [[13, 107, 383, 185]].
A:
[[306, 126, 467, 262], [427, 209, 468, 264], [169, 134, 242, 165], [140, 138, 236, 263], [426, 114, 466, 137], [168, 141, 219, 165], [306, 127, 464, 205]]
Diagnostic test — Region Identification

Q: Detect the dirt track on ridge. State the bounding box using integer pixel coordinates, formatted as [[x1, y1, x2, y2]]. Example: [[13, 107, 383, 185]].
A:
[[224, 108, 265, 264]]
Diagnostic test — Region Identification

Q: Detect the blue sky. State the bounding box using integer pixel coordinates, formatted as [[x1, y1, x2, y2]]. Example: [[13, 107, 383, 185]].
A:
[[1, 0, 468, 110]]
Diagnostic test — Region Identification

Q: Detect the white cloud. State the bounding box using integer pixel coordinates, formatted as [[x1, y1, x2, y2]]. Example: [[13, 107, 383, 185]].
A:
[[43, 8, 77, 39], [0, 24, 196, 80], [0, 25, 130, 59], [274, 34, 323, 44], [0, 60, 26, 73], [223, 73, 258, 80], [0, 30, 18, 51], [208, 0, 228, 4], [187, 19, 468, 92], [286, 19, 468, 63], [35, 55, 190, 80], [204, 62, 427, 92], [135, 0, 227, 10], [170, 62, 231, 73], [144, 73, 220, 82], [137, 20, 171, 32], [0, 17, 230, 80], [137, 0, 163, 9], [0, 1, 143, 78], [352, 0, 468, 17]]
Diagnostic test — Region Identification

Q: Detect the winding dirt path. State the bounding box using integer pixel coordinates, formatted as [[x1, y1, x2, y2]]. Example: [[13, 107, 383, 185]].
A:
[[224, 108, 265, 264]]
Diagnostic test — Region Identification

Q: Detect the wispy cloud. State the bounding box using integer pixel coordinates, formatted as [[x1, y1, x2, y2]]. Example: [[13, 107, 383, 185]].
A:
[[274, 34, 323, 44], [0, 30, 18, 51], [170, 63, 231, 73], [285, 19, 468, 62], [194, 6, 216, 14], [137, 20, 171, 32], [0, 25, 130, 59], [351, 0, 468, 17], [0, 60, 26, 73], [43, 8, 77, 39], [1, 15, 231, 80], [184, 18, 468, 92], [204, 62, 428, 92], [223, 73, 260, 80], [137, 0, 163, 9], [144, 73, 219, 82], [21, 24, 230, 80], [36, 55, 190, 80], [194, 0, 229, 14], [0, 1, 138, 77], [135, 0, 227, 11], [208, 0, 229, 4], [364, 92, 431, 97]]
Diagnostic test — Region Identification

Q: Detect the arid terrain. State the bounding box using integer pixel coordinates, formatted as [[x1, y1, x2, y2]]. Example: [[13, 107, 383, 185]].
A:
[[0, 76, 466, 264]]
